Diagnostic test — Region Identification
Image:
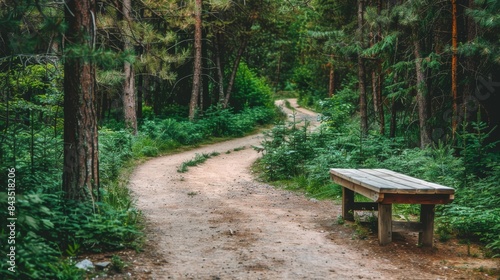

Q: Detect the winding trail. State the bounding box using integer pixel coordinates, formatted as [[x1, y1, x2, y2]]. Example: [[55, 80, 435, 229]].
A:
[[128, 99, 495, 279]]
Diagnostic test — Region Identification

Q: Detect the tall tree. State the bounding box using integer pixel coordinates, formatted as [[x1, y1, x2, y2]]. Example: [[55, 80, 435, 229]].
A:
[[370, 0, 385, 135], [357, 0, 368, 137], [395, 0, 439, 148], [63, 0, 100, 201], [189, 0, 203, 120], [122, 0, 137, 134], [328, 54, 335, 97], [413, 29, 432, 148], [451, 0, 458, 139], [223, 32, 250, 108]]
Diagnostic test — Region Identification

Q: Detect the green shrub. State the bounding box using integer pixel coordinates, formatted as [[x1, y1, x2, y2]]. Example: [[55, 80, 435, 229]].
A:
[[140, 146, 159, 157], [317, 97, 355, 131], [99, 129, 133, 182], [256, 99, 500, 257], [260, 120, 315, 180], [177, 152, 221, 173], [231, 62, 274, 111]]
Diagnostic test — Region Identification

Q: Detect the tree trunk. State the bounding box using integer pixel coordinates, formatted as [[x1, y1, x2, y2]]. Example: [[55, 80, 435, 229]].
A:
[[123, 64, 137, 133], [215, 33, 225, 103], [413, 31, 432, 148], [358, 0, 368, 137], [372, 0, 384, 135], [189, 0, 203, 121], [372, 65, 384, 134], [463, 0, 477, 124], [63, 0, 100, 201], [223, 36, 249, 108], [328, 54, 335, 97], [390, 98, 397, 138], [137, 74, 144, 120], [276, 51, 282, 93], [122, 0, 137, 134], [451, 0, 458, 138]]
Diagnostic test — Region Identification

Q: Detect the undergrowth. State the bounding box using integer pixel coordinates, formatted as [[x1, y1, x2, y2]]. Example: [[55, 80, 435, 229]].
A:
[[0, 104, 276, 279], [177, 152, 221, 173], [256, 95, 500, 257]]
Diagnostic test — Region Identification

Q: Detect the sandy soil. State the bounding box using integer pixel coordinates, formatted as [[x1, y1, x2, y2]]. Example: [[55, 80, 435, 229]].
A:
[[116, 99, 499, 279]]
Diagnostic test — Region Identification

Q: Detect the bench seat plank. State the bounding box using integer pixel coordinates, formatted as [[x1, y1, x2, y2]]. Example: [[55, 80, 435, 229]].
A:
[[330, 168, 455, 196], [371, 169, 454, 194], [348, 169, 430, 194], [330, 169, 421, 198], [359, 169, 442, 194], [331, 168, 407, 194]]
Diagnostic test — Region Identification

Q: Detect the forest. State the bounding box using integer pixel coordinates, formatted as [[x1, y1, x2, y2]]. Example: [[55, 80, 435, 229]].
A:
[[0, 0, 499, 278]]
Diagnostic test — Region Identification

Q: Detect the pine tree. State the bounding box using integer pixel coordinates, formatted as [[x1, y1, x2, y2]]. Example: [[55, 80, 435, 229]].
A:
[[122, 0, 138, 133], [357, 0, 368, 137], [189, 0, 203, 120], [63, 0, 100, 201]]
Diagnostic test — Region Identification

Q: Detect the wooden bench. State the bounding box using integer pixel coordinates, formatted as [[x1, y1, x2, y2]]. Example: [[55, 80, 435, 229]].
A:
[[329, 168, 455, 247]]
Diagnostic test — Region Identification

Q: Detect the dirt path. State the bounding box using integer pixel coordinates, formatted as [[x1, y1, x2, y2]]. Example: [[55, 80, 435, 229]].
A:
[[127, 99, 498, 279]]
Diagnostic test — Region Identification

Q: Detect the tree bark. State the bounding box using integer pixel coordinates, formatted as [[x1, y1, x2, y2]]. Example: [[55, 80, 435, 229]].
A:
[[451, 0, 458, 138], [328, 54, 335, 97], [137, 73, 144, 120], [372, 0, 384, 135], [63, 0, 100, 201], [463, 0, 477, 124], [275, 50, 282, 93], [413, 31, 432, 148], [223, 36, 249, 108], [372, 65, 384, 134], [123, 0, 137, 134], [215, 33, 225, 103], [189, 0, 203, 121], [358, 0, 368, 137], [389, 98, 397, 138]]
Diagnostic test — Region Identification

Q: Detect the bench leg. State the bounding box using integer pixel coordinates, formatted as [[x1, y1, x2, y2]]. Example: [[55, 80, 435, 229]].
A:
[[378, 203, 392, 245], [419, 204, 435, 247], [342, 187, 355, 221]]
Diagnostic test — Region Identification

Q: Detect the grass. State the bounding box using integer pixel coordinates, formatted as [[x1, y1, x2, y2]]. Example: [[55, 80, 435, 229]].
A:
[[177, 152, 221, 173]]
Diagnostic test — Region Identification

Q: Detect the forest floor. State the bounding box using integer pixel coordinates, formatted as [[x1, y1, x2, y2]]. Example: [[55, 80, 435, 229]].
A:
[[94, 99, 498, 279]]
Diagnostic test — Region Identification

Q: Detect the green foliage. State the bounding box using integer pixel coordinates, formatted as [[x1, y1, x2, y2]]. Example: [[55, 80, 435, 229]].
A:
[[457, 122, 499, 178], [260, 117, 315, 181], [0, 61, 142, 278], [257, 99, 500, 255], [99, 129, 133, 183], [111, 255, 127, 273], [316, 96, 355, 131], [200, 106, 243, 137], [134, 106, 275, 158], [0, 68, 276, 278], [0, 191, 142, 279], [48, 258, 86, 280], [177, 152, 220, 173], [231, 62, 274, 111], [293, 64, 328, 102], [438, 206, 500, 248]]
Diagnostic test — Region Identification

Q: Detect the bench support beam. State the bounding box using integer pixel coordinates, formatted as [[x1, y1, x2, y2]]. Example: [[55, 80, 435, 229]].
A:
[[378, 203, 392, 245], [418, 204, 435, 247], [342, 187, 355, 221]]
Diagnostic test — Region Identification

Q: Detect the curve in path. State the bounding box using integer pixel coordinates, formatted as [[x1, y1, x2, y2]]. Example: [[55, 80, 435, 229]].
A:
[[128, 100, 441, 279]]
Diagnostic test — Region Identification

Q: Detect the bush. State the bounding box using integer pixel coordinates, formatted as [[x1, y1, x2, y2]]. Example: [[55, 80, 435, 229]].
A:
[[135, 106, 276, 156], [230, 62, 274, 111], [255, 100, 500, 257], [99, 129, 133, 182], [260, 120, 315, 180]]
